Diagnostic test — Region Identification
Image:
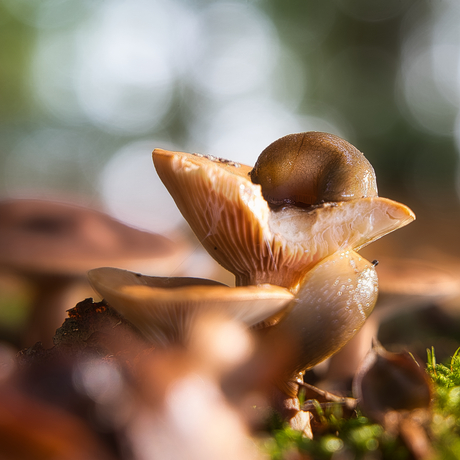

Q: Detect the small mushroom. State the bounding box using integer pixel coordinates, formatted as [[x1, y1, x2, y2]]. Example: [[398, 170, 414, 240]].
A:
[[352, 343, 435, 460], [0, 199, 188, 346], [352, 341, 433, 424], [153, 133, 414, 290], [87, 267, 294, 347]]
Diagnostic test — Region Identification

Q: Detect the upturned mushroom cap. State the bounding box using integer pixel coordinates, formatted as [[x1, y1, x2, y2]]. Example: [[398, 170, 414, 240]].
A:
[[153, 145, 414, 290], [0, 199, 185, 277], [88, 267, 294, 346]]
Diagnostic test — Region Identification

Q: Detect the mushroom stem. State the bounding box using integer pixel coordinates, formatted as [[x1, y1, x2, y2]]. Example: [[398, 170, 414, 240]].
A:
[[23, 275, 82, 348]]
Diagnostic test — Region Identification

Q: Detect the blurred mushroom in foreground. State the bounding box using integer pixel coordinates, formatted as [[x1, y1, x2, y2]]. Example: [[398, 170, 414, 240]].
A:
[[0, 199, 189, 347], [87, 267, 294, 347], [125, 314, 267, 460], [12, 298, 267, 460]]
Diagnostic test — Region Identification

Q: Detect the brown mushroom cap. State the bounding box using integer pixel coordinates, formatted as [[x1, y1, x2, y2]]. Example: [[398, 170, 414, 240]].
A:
[[88, 267, 294, 346], [250, 132, 378, 207], [352, 342, 433, 424], [153, 148, 414, 290], [0, 199, 184, 277], [375, 257, 458, 297]]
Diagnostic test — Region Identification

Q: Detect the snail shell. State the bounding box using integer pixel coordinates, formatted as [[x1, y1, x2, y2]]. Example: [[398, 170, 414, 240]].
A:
[[250, 132, 378, 207]]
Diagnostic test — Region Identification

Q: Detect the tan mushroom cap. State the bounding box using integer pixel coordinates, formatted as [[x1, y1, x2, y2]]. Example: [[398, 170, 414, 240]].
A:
[[375, 258, 458, 297], [88, 267, 294, 346], [153, 149, 415, 290], [0, 199, 185, 277], [356, 247, 460, 316], [370, 257, 460, 320]]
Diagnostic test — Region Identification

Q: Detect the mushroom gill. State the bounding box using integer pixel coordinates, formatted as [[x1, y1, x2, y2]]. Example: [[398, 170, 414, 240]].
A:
[[153, 133, 414, 291], [88, 267, 294, 347]]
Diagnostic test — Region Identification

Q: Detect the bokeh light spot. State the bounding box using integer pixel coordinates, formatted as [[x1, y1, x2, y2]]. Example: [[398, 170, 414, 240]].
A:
[[99, 140, 185, 234]]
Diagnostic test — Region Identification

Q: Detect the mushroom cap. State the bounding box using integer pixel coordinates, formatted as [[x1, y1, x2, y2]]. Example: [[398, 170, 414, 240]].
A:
[[87, 267, 294, 346], [0, 199, 185, 277], [153, 148, 415, 290], [375, 258, 458, 297], [369, 258, 460, 320]]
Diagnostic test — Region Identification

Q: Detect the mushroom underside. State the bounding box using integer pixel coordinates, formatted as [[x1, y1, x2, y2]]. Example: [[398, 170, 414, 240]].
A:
[[88, 267, 294, 346]]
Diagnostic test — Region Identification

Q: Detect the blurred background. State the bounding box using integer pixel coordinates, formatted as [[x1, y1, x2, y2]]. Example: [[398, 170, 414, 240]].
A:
[[1, 0, 460, 356]]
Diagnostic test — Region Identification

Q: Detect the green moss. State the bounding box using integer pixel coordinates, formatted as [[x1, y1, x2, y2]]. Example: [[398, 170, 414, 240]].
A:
[[263, 404, 408, 460], [426, 347, 460, 459], [263, 347, 460, 459]]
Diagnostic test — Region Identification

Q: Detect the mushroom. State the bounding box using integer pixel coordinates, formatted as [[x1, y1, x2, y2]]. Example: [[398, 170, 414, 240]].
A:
[[153, 132, 414, 290], [87, 251, 377, 398], [151, 132, 415, 395], [352, 341, 433, 460], [0, 198, 188, 347], [87, 267, 294, 347]]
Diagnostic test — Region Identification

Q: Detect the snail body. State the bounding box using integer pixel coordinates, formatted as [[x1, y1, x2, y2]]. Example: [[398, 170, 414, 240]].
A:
[[265, 250, 378, 396], [250, 132, 378, 208]]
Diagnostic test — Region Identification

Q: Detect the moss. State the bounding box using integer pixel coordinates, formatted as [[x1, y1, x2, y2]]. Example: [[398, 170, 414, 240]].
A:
[[263, 403, 408, 460], [426, 347, 460, 459], [264, 346, 460, 459]]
